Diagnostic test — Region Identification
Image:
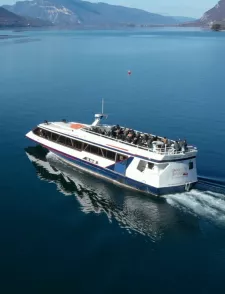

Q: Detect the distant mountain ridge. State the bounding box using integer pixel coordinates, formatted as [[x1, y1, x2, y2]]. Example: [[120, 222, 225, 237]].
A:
[[3, 0, 80, 26], [0, 6, 52, 27], [173, 16, 196, 23], [3, 0, 185, 27]]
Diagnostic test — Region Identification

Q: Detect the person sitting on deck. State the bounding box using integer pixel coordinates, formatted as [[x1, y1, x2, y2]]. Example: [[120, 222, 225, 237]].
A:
[[116, 127, 124, 139], [133, 132, 141, 145], [133, 137, 138, 145], [126, 130, 135, 143], [152, 136, 158, 142], [163, 137, 168, 148], [143, 134, 149, 142], [110, 126, 117, 138]]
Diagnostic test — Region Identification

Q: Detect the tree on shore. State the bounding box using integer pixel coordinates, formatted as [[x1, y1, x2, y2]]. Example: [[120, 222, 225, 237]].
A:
[[211, 23, 221, 31]]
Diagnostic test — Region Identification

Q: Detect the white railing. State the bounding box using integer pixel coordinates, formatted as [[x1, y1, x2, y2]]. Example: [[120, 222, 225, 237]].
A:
[[82, 128, 197, 156], [153, 146, 196, 155]]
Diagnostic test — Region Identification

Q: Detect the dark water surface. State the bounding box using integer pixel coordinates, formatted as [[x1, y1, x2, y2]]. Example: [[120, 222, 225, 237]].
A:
[[1, 29, 225, 293]]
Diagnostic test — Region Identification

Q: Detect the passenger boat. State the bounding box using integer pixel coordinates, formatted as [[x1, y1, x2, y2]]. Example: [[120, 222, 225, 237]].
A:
[[25, 106, 198, 196]]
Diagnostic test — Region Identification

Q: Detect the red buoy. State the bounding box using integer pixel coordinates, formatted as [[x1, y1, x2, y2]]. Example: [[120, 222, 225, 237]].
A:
[[128, 70, 132, 75]]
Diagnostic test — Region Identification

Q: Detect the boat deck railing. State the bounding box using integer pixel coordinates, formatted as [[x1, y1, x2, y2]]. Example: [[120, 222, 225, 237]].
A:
[[82, 127, 197, 156]]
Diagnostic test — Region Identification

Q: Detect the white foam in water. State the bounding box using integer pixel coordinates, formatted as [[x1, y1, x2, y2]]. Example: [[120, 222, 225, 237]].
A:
[[166, 190, 225, 227], [46, 151, 58, 161]]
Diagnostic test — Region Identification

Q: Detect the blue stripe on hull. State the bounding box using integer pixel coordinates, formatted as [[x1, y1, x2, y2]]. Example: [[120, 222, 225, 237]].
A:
[[48, 148, 194, 196]]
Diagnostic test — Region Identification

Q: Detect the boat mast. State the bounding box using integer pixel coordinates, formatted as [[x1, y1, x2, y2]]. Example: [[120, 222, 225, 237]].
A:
[[102, 98, 104, 115], [91, 99, 107, 127]]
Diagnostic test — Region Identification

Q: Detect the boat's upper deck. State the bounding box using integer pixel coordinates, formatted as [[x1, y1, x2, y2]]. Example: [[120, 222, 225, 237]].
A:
[[37, 120, 198, 160]]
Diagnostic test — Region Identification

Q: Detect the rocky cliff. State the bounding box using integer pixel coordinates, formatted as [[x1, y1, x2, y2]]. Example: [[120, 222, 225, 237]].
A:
[[200, 0, 225, 24]]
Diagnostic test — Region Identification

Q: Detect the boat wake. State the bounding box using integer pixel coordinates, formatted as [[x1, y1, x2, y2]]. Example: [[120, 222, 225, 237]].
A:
[[166, 189, 225, 227], [47, 151, 225, 228], [26, 146, 225, 238]]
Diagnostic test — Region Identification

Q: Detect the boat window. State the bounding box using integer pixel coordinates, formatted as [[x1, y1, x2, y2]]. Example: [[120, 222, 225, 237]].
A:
[[33, 127, 41, 135], [100, 148, 106, 157], [137, 160, 147, 172], [83, 143, 91, 152], [148, 162, 154, 170], [52, 133, 60, 142], [83, 143, 101, 155], [106, 150, 116, 161], [34, 128, 51, 139], [90, 145, 101, 155], [65, 137, 73, 147], [116, 154, 128, 162], [101, 149, 107, 158], [189, 162, 194, 170], [58, 136, 66, 145], [73, 140, 83, 151], [83, 143, 115, 161], [43, 130, 51, 139], [34, 128, 83, 151], [34, 127, 117, 159]]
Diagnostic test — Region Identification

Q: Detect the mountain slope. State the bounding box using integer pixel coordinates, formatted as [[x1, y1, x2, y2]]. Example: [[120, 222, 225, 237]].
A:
[[0, 6, 52, 27], [4, 0, 79, 25], [0, 6, 29, 27], [3, 0, 179, 26], [200, 0, 225, 24]]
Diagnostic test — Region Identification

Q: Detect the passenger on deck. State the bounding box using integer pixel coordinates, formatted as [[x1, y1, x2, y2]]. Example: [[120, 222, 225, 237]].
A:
[[126, 130, 134, 143], [110, 126, 117, 138], [137, 136, 143, 146], [133, 137, 138, 145], [178, 139, 183, 151], [147, 137, 154, 148], [116, 128, 124, 139], [163, 137, 168, 148], [163, 137, 168, 144], [143, 134, 149, 142], [134, 132, 140, 143], [180, 139, 188, 152], [174, 141, 180, 152], [123, 128, 129, 138]]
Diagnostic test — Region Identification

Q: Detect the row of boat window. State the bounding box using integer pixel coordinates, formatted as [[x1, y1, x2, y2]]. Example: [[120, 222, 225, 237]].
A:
[[34, 128, 127, 162]]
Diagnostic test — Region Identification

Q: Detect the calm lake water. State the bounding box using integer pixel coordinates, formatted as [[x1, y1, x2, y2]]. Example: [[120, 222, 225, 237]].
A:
[[1, 28, 225, 293]]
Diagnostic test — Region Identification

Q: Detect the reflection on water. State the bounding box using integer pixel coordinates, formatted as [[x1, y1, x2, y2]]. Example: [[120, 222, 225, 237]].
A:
[[13, 38, 41, 44], [25, 146, 225, 239], [25, 146, 178, 241]]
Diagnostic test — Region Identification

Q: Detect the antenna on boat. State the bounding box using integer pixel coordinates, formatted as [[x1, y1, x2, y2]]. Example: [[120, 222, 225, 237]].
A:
[[102, 98, 104, 115], [91, 99, 107, 127]]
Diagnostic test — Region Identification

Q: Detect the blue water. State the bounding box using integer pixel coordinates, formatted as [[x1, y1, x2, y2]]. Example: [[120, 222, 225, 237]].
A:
[[1, 28, 225, 293]]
